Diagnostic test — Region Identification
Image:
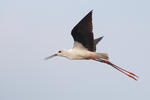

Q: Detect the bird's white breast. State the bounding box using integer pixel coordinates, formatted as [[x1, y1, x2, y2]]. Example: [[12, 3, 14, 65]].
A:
[[67, 48, 93, 60]]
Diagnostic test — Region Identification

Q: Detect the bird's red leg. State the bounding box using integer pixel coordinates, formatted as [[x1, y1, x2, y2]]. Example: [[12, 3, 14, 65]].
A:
[[94, 59, 138, 80], [90, 56, 98, 60], [114, 65, 139, 78]]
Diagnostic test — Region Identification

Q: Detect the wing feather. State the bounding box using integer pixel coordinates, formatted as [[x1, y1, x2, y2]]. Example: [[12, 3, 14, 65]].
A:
[[71, 10, 94, 51]]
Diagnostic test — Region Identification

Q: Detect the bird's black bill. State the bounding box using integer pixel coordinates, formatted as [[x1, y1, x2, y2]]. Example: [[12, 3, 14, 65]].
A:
[[44, 54, 57, 60]]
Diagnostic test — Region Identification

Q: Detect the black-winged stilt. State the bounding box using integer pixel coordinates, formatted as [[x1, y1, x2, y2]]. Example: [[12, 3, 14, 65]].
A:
[[45, 10, 138, 80]]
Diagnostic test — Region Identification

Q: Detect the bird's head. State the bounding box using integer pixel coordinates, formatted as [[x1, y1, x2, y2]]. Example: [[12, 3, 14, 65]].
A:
[[56, 49, 66, 56], [45, 49, 67, 60]]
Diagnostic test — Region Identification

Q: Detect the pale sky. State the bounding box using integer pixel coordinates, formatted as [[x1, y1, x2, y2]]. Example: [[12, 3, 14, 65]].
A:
[[0, 0, 150, 100]]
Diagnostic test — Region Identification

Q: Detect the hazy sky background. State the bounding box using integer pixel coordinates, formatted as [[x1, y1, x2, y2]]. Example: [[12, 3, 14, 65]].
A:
[[0, 0, 150, 100]]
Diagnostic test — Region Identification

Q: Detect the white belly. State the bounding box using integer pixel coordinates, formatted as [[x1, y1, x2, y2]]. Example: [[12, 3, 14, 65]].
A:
[[67, 49, 93, 60]]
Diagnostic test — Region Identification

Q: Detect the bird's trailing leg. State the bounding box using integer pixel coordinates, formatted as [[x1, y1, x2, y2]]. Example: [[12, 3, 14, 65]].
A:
[[91, 58, 138, 80], [90, 56, 98, 60]]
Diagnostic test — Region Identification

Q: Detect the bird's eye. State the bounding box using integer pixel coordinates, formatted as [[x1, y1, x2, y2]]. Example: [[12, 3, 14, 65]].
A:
[[58, 51, 61, 53]]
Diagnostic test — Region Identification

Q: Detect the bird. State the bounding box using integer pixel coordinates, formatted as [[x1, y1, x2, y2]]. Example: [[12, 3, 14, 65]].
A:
[[45, 10, 138, 80]]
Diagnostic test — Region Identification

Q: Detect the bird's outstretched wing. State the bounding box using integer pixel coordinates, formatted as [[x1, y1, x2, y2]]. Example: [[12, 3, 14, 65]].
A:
[[94, 36, 104, 51], [71, 10, 94, 51]]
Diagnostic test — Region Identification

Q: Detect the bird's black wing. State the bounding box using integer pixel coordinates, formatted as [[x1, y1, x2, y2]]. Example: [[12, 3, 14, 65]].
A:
[[71, 10, 94, 51], [93, 36, 104, 51]]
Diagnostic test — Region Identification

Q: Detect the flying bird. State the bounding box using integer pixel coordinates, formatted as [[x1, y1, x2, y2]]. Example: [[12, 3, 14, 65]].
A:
[[45, 10, 138, 80]]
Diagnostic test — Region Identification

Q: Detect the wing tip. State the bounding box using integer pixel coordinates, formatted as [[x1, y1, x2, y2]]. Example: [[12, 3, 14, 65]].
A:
[[89, 10, 93, 14]]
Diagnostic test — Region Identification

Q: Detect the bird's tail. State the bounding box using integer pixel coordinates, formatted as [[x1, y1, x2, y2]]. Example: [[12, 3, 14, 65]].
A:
[[96, 53, 109, 60]]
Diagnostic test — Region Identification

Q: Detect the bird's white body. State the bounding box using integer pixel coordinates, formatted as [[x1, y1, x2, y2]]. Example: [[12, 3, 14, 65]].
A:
[[57, 48, 108, 60], [66, 49, 91, 60], [61, 41, 108, 60]]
